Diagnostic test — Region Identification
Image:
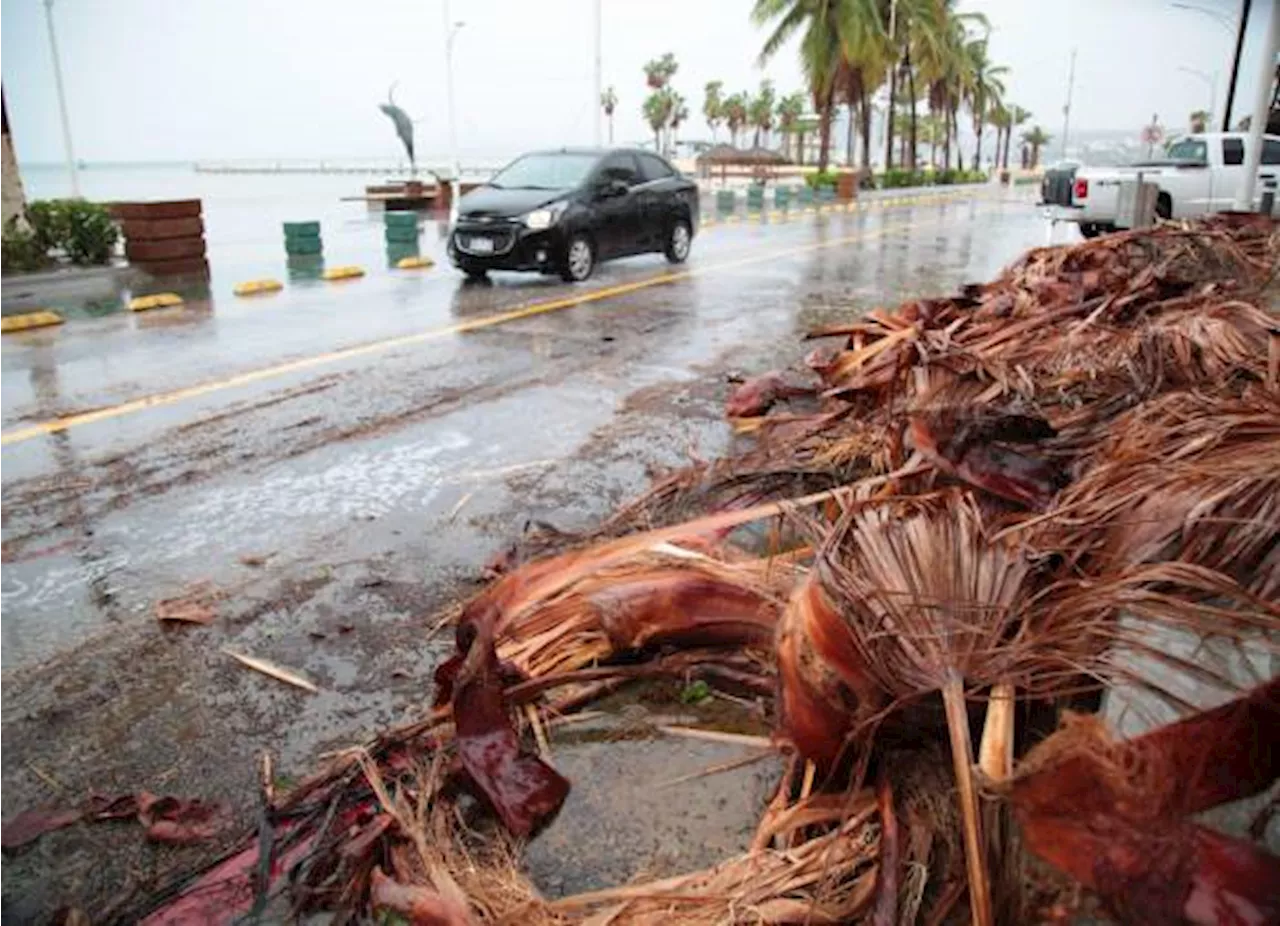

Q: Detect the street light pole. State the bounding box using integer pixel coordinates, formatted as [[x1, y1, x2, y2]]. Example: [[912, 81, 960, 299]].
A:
[[1171, 2, 1244, 130], [593, 0, 602, 147], [43, 0, 79, 197], [442, 0, 464, 224], [1060, 47, 1077, 162], [1179, 65, 1219, 128]]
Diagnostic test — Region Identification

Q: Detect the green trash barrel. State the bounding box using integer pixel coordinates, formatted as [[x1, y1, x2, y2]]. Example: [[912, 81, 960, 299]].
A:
[[283, 221, 322, 256], [774, 186, 791, 208], [798, 186, 815, 206], [384, 225, 419, 244], [384, 211, 419, 228], [746, 184, 765, 211], [715, 189, 736, 214]]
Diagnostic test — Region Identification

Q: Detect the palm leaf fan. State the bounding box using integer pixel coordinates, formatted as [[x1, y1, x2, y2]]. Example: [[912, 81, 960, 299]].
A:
[[811, 490, 1043, 926]]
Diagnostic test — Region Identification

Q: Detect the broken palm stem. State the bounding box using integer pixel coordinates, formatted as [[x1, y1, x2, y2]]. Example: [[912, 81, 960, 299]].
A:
[[942, 674, 993, 926]]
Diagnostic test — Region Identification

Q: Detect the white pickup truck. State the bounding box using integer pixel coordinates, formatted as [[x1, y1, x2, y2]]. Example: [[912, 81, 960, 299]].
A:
[[1065, 132, 1280, 237]]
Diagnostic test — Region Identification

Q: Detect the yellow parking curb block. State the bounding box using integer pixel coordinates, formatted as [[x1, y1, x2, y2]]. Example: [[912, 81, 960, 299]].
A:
[[129, 292, 184, 312], [322, 265, 365, 281], [2, 310, 64, 333], [233, 279, 284, 296], [395, 256, 435, 270]]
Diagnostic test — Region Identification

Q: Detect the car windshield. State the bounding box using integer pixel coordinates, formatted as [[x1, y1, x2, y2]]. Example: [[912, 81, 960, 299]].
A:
[[488, 153, 598, 190]]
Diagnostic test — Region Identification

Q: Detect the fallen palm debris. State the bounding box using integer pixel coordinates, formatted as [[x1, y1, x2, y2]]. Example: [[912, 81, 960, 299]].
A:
[[2, 792, 227, 851], [124, 214, 1279, 924]]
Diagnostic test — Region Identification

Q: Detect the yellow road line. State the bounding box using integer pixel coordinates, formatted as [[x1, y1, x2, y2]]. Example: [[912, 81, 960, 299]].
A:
[[0, 209, 973, 447]]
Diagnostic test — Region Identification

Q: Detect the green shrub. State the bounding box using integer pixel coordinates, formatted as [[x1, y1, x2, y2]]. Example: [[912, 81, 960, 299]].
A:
[[2, 217, 51, 274], [804, 169, 839, 190], [22, 199, 119, 266]]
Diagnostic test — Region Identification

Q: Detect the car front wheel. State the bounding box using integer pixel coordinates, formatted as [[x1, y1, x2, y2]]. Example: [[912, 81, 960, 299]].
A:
[[664, 220, 692, 264], [561, 234, 595, 282]]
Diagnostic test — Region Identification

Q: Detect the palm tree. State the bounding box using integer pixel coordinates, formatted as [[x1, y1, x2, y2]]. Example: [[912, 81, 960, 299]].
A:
[[724, 92, 749, 147], [988, 101, 1009, 172], [752, 0, 847, 171], [704, 81, 725, 141], [1021, 125, 1050, 169], [643, 89, 674, 152], [965, 34, 1007, 171], [600, 87, 618, 145], [644, 53, 678, 90], [836, 1, 892, 171], [776, 91, 805, 161], [1189, 109, 1209, 133], [1004, 104, 1030, 169], [749, 79, 777, 147], [670, 93, 689, 151]]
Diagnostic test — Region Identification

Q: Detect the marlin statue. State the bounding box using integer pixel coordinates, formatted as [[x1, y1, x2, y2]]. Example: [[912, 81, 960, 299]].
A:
[[379, 83, 415, 172]]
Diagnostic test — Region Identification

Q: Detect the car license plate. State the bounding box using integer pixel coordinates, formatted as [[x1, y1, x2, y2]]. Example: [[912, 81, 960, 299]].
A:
[[468, 236, 494, 254]]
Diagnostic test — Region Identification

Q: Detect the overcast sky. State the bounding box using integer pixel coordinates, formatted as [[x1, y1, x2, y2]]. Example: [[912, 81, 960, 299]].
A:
[[1, 0, 1270, 164]]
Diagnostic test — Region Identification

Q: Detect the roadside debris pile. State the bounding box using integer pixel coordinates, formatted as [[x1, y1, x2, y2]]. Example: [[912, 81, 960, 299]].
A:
[[111, 216, 1280, 923]]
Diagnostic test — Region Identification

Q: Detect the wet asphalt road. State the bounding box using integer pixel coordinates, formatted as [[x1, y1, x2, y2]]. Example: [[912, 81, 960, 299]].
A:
[[0, 187, 1065, 917]]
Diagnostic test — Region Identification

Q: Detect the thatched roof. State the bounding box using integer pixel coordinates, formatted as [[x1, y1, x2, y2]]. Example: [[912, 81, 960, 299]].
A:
[[696, 144, 789, 166]]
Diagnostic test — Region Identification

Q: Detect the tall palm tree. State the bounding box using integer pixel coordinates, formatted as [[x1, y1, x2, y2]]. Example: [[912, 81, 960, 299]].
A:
[[600, 87, 618, 145], [704, 81, 725, 141], [1021, 125, 1050, 169], [724, 92, 749, 147], [1189, 109, 1209, 133], [777, 91, 805, 161], [643, 89, 674, 152], [1004, 104, 1030, 169], [837, 0, 891, 171], [988, 101, 1009, 172], [753, 0, 848, 171], [670, 93, 689, 151], [965, 35, 1007, 171], [749, 79, 777, 147]]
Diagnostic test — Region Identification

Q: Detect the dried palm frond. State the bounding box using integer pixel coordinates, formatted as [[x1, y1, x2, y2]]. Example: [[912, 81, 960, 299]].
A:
[[1029, 390, 1280, 597], [1009, 678, 1280, 925]]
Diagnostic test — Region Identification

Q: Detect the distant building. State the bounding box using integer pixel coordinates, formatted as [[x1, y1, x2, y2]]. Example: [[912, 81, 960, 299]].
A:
[[2, 88, 27, 226]]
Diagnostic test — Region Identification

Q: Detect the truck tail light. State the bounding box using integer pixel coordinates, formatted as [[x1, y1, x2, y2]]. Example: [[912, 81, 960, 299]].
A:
[[1073, 177, 1089, 200]]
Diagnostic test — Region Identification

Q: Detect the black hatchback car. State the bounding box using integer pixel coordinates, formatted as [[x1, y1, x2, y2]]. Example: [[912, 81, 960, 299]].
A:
[[448, 148, 699, 283]]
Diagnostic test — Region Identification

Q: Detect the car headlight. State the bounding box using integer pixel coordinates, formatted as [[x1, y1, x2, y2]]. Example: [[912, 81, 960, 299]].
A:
[[523, 201, 568, 230]]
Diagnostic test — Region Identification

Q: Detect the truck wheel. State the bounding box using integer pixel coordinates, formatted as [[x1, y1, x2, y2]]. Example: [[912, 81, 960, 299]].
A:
[[1080, 223, 1103, 239], [1155, 193, 1172, 221]]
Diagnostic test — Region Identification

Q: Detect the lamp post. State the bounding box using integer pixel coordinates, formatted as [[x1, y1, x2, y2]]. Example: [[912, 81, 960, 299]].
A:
[[1178, 65, 1219, 129], [43, 0, 79, 197], [442, 1, 464, 224], [593, 0, 602, 147], [1171, 0, 1248, 131]]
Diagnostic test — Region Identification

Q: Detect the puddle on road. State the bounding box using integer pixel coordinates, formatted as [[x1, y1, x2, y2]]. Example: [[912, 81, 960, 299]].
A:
[[523, 680, 783, 897]]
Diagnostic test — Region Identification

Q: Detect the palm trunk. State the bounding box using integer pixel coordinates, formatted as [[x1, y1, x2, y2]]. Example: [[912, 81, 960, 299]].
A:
[[608, 116, 614, 145], [884, 62, 898, 170], [952, 105, 964, 171], [859, 86, 872, 170], [797, 130, 805, 165], [845, 103, 856, 167], [943, 104, 952, 170], [906, 53, 918, 171], [817, 92, 834, 172], [974, 99, 984, 171]]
